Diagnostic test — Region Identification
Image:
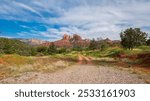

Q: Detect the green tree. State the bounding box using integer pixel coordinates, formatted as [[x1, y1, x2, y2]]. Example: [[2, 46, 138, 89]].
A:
[[30, 47, 37, 56], [72, 44, 83, 51], [37, 46, 47, 54], [146, 37, 150, 46], [47, 43, 57, 55], [58, 48, 67, 54], [89, 39, 97, 50], [120, 28, 148, 50]]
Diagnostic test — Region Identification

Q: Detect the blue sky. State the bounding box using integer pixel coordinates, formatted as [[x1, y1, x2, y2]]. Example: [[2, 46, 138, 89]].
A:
[[0, 0, 150, 41]]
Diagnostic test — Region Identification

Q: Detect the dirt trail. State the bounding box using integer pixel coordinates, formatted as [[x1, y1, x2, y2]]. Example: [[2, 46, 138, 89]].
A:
[[78, 55, 92, 64], [0, 55, 145, 84]]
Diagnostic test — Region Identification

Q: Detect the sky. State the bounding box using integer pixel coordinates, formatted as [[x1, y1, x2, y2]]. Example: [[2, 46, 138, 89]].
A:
[[0, 0, 150, 41]]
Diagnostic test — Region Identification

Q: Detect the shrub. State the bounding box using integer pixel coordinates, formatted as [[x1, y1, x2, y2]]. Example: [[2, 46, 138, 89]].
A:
[[47, 43, 57, 55]]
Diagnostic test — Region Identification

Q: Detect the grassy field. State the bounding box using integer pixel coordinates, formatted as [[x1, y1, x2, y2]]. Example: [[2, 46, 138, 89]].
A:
[[80, 46, 150, 57], [0, 54, 77, 80]]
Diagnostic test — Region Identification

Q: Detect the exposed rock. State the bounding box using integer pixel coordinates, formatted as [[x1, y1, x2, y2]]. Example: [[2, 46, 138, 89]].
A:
[[104, 38, 112, 44], [72, 34, 82, 41], [63, 34, 70, 40], [42, 34, 90, 48]]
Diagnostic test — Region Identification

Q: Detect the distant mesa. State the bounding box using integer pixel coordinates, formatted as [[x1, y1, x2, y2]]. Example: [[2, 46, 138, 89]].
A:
[[15, 38, 47, 46]]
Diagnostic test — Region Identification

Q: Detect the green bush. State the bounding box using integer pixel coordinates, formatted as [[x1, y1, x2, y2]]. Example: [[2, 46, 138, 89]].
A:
[[107, 49, 122, 57], [47, 43, 57, 55]]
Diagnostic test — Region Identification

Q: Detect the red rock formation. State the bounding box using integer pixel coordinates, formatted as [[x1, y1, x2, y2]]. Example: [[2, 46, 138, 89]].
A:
[[42, 34, 90, 48], [63, 34, 70, 40]]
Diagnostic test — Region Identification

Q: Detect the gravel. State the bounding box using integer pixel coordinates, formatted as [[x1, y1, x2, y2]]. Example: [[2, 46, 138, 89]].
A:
[[0, 64, 145, 84]]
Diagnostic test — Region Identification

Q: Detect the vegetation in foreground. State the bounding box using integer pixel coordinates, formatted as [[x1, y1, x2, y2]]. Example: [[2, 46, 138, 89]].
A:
[[0, 54, 76, 80]]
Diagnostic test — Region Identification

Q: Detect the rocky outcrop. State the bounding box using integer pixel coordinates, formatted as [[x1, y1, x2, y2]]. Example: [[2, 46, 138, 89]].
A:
[[42, 34, 90, 48], [103, 38, 120, 45]]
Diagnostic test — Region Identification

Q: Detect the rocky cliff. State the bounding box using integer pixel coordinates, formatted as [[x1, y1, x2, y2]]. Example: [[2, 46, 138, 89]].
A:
[[42, 34, 90, 48]]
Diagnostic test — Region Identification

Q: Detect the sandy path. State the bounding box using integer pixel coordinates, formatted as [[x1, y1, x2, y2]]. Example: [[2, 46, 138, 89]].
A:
[[77, 55, 92, 64]]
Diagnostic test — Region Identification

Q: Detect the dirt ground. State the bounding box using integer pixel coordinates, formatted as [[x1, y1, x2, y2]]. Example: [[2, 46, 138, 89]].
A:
[[0, 55, 147, 84]]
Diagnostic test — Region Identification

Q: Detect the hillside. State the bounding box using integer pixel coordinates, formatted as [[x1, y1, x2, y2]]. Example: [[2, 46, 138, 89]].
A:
[[0, 38, 33, 56]]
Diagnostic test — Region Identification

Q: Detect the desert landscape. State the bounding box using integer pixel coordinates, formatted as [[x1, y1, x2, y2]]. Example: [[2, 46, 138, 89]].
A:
[[0, 33, 150, 84], [0, 0, 150, 84]]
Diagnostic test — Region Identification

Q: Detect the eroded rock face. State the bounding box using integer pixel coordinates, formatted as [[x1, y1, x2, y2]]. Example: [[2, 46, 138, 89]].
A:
[[42, 34, 90, 48], [63, 34, 70, 40], [72, 34, 82, 41]]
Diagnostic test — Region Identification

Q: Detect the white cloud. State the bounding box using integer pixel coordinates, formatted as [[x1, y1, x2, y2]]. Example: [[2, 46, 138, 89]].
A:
[[13, 1, 42, 17], [0, 0, 150, 40], [20, 25, 31, 29]]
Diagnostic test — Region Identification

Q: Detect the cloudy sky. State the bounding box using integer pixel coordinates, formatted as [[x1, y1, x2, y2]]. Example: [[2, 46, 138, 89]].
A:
[[0, 0, 150, 41]]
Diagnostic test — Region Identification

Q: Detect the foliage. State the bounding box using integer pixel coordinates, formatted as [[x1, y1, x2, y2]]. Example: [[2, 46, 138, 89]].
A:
[[72, 44, 83, 51], [47, 43, 57, 55], [0, 38, 69, 56], [0, 38, 32, 56], [58, 48, 67, 54], [120, 28, 148, 50], [89, 38, 109, 51], [89, 39, 97, 50], [36, 46, 47, 55], [30, 47, 37, 56], [146, 38, 150, 46]]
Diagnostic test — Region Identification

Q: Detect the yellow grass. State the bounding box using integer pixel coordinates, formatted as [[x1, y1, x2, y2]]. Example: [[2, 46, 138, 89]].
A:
[[0, 54, 74, 80]]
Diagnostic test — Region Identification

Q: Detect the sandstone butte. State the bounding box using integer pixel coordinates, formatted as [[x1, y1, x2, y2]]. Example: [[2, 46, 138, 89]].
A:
[[42, 34, 90, 48]]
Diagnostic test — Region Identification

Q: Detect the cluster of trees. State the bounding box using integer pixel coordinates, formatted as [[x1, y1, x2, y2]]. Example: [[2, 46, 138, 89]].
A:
[[83, 27, 150, 51], [88, 38, 109, 51], [0, 38, 67, 56], [0, 38, 33, 56], [120, 28, 149, 50], [146, 38, 150, 46], [36, 43, 68, 56]]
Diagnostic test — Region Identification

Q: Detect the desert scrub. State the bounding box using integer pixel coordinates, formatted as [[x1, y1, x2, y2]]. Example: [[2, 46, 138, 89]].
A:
[[34, 60, 69, 73], [92, 57, 117, 66], [0, 55, 75, 79], [81, 47, 123, 57], [49, 53, 78, 62], [0, 54, 33, 66], [137, 46, 150, 52]]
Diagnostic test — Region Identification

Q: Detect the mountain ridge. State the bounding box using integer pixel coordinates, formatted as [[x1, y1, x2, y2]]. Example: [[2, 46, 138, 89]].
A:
[[12, 34, 120, 47]]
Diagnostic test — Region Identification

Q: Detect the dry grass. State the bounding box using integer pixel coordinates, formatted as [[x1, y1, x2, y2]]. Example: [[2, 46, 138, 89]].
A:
[[0, 54, 74, 80]]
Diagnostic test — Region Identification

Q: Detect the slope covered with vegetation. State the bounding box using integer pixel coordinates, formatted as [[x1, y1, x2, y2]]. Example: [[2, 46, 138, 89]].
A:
[[0, 38, 34, 56]]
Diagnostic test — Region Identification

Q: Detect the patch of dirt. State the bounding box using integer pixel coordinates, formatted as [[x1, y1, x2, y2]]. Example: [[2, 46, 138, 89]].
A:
[[137, 53, 150, 67], [0, 64, 145, 84], [78, 55, 92, 64]]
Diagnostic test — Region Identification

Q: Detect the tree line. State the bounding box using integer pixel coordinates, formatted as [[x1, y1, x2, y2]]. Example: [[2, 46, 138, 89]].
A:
[[0, 39, 68, 56]]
